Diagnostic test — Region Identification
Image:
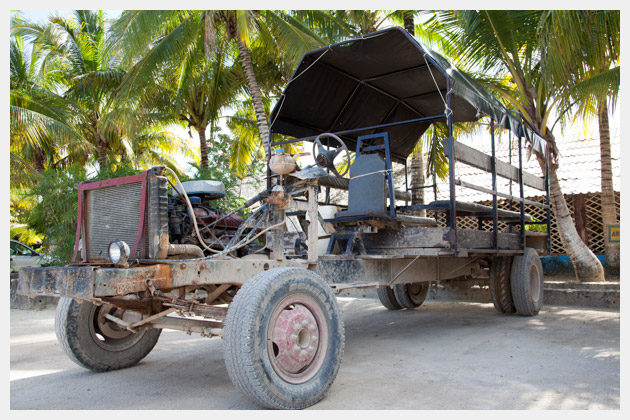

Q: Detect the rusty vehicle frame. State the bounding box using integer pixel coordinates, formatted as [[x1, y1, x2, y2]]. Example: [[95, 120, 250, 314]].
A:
[[18, 27, 551, 409]]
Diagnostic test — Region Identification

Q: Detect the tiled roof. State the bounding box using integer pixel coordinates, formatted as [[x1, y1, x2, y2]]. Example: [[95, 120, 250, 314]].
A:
[[431, 128, 620, 202]]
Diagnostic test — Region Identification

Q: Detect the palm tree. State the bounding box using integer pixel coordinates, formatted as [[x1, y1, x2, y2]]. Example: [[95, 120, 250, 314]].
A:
[[10, 16, 89, 184], [386, 10, 427, 215], [539, 10, 620, 276], [13, 11, 131, 171], [428, 10, 605, 281], [110, 10, 331, 163]]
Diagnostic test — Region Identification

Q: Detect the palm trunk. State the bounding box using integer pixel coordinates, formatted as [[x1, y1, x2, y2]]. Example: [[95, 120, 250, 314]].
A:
[[409, 150, 426, 217], [598, 100, 619, 276], [236, 36, 271, 161], [403, 10, 415, 34], [197, 124, 209, 170], [538, 134, 605, 282], [33, 148, 46, 174], [96, 134, 108, 172], [403, 11, 426, 216]]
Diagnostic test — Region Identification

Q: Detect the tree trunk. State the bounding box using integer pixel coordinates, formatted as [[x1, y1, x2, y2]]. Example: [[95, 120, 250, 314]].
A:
[[598, 100, 619, 276], [538, 137, 605, 282], [96, 134, 108, 172], [409, 149, 426, 217], [403, 11, 426, 216], [236, 36, 271, 161], [403, 10, 415, 34], [196, 124, 209, 170], [33, 148, 46, 174]]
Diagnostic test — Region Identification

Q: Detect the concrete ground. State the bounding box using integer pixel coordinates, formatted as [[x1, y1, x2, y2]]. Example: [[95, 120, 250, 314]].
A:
[[10, 298, 620, 410]]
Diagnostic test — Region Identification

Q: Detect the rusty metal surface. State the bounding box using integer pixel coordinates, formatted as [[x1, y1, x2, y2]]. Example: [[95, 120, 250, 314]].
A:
[[20, 253, 490, 302], [94, 264, 173, 296], [18, 266, 96, 299]]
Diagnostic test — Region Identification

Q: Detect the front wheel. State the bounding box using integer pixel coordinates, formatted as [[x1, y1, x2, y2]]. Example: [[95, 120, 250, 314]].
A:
[[223, 268, 344, 409], [55, 298, 161, 372]]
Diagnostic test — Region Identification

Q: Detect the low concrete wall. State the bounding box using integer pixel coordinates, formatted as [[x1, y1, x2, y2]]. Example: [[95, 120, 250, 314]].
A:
[[340, 277, 619, 309], [541, 255, 605, 276]]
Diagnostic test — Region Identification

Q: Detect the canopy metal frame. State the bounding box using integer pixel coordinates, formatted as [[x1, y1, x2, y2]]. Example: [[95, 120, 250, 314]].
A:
[[265, 27, 552, 255]]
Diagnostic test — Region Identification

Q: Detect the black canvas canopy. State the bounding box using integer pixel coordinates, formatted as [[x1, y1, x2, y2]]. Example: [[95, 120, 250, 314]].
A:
[[269, 27, 547, 163]]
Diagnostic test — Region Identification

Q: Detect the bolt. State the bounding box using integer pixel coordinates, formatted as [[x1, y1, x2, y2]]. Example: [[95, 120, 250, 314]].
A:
[[302, 319, 309, 327], [293, 345, 300, 352], [290, 334, 298, 342], [300, 350, 307, 358], [294, 322, 301, 331], [308, 323, 316, 332], [307, 345, 315, 353]]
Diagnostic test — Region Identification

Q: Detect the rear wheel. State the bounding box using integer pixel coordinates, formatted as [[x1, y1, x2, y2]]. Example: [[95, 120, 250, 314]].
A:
[[223, 268, 344, 409], [393, 282, 429, 309], [510, 248, 544, 316], [55, 297, 161, 372], [376, 286, 403, 310], [489, 257, 516, 314]]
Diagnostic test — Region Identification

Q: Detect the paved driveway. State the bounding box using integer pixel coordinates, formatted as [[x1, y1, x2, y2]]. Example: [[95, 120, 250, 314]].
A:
[[10, 298, 620, 409]]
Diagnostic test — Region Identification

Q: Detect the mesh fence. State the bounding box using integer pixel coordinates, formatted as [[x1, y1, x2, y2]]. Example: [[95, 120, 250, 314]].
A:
[[434, 192, 619, 255]]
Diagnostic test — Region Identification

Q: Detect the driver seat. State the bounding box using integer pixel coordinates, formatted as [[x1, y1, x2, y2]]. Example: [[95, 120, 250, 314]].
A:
[[334, 152, 388, 218]]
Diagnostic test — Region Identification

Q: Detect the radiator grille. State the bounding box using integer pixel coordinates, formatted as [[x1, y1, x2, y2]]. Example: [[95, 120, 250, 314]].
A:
[[84, 182, 149, 261]]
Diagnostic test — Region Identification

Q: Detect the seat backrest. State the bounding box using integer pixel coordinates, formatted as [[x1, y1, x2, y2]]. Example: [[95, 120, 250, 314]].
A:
[[345, 153, 387, 216]]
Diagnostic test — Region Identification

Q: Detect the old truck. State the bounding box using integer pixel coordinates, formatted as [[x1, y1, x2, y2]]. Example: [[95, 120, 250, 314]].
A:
[[17, 27, 551, 409]]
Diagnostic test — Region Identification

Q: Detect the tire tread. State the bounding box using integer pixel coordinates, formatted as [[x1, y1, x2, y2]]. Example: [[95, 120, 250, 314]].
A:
[[223, 268, 344, 409]]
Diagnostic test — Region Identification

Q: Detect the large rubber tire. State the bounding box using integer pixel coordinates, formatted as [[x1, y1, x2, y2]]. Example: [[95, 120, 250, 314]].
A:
[[489, 257, 516, 314], [377, 286, 403, 310], [223, 268, 344, 409], [510, 248, 544, 316], [55, 297, 161, 372], [392, 282, 429, 309]]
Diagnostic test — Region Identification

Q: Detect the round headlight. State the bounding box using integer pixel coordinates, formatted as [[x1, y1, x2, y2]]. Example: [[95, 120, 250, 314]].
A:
[[108, 240, 130, 265]]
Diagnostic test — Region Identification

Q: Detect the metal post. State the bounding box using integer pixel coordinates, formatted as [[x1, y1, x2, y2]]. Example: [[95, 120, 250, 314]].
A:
[[491, 118, 498, 250], [383, 134, 396, 218], [446, 79, 456, 253], [404, 162, 409, 206], [545, 152, 552, 255], [325, 136, 331, 204], [517, 129, 525, 250], [508, 128, 513, 233]]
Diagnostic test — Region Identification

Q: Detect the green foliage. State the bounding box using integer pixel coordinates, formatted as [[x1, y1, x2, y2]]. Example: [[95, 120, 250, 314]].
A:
[[181, 133, 265, 217], [10, 225, 44, 247], [525, 223, 548, 234], [26, 164, 86, 265]]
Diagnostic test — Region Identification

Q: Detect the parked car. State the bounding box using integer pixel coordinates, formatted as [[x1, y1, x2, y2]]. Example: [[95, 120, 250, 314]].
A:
[[10, 240, 49, 273]]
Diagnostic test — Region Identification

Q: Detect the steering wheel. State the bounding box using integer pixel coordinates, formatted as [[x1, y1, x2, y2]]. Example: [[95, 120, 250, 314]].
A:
[[312, 133, 351, 177]]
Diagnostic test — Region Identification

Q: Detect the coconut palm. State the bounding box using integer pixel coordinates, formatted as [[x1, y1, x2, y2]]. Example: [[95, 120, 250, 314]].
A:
[[10, 16, 90, 186], [110, 10, 332, 164], [12, 11, 132, 171], [539, 10, 620, 275], [427, 10, 606, 281], [385, 10, 427, 215]]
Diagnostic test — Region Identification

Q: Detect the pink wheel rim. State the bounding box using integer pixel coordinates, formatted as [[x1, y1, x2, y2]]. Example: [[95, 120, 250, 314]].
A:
[[267, 293, 329, 384]]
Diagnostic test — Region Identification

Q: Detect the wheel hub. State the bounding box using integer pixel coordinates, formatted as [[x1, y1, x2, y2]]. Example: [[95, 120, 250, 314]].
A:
[[271, 304, 319, 374]]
